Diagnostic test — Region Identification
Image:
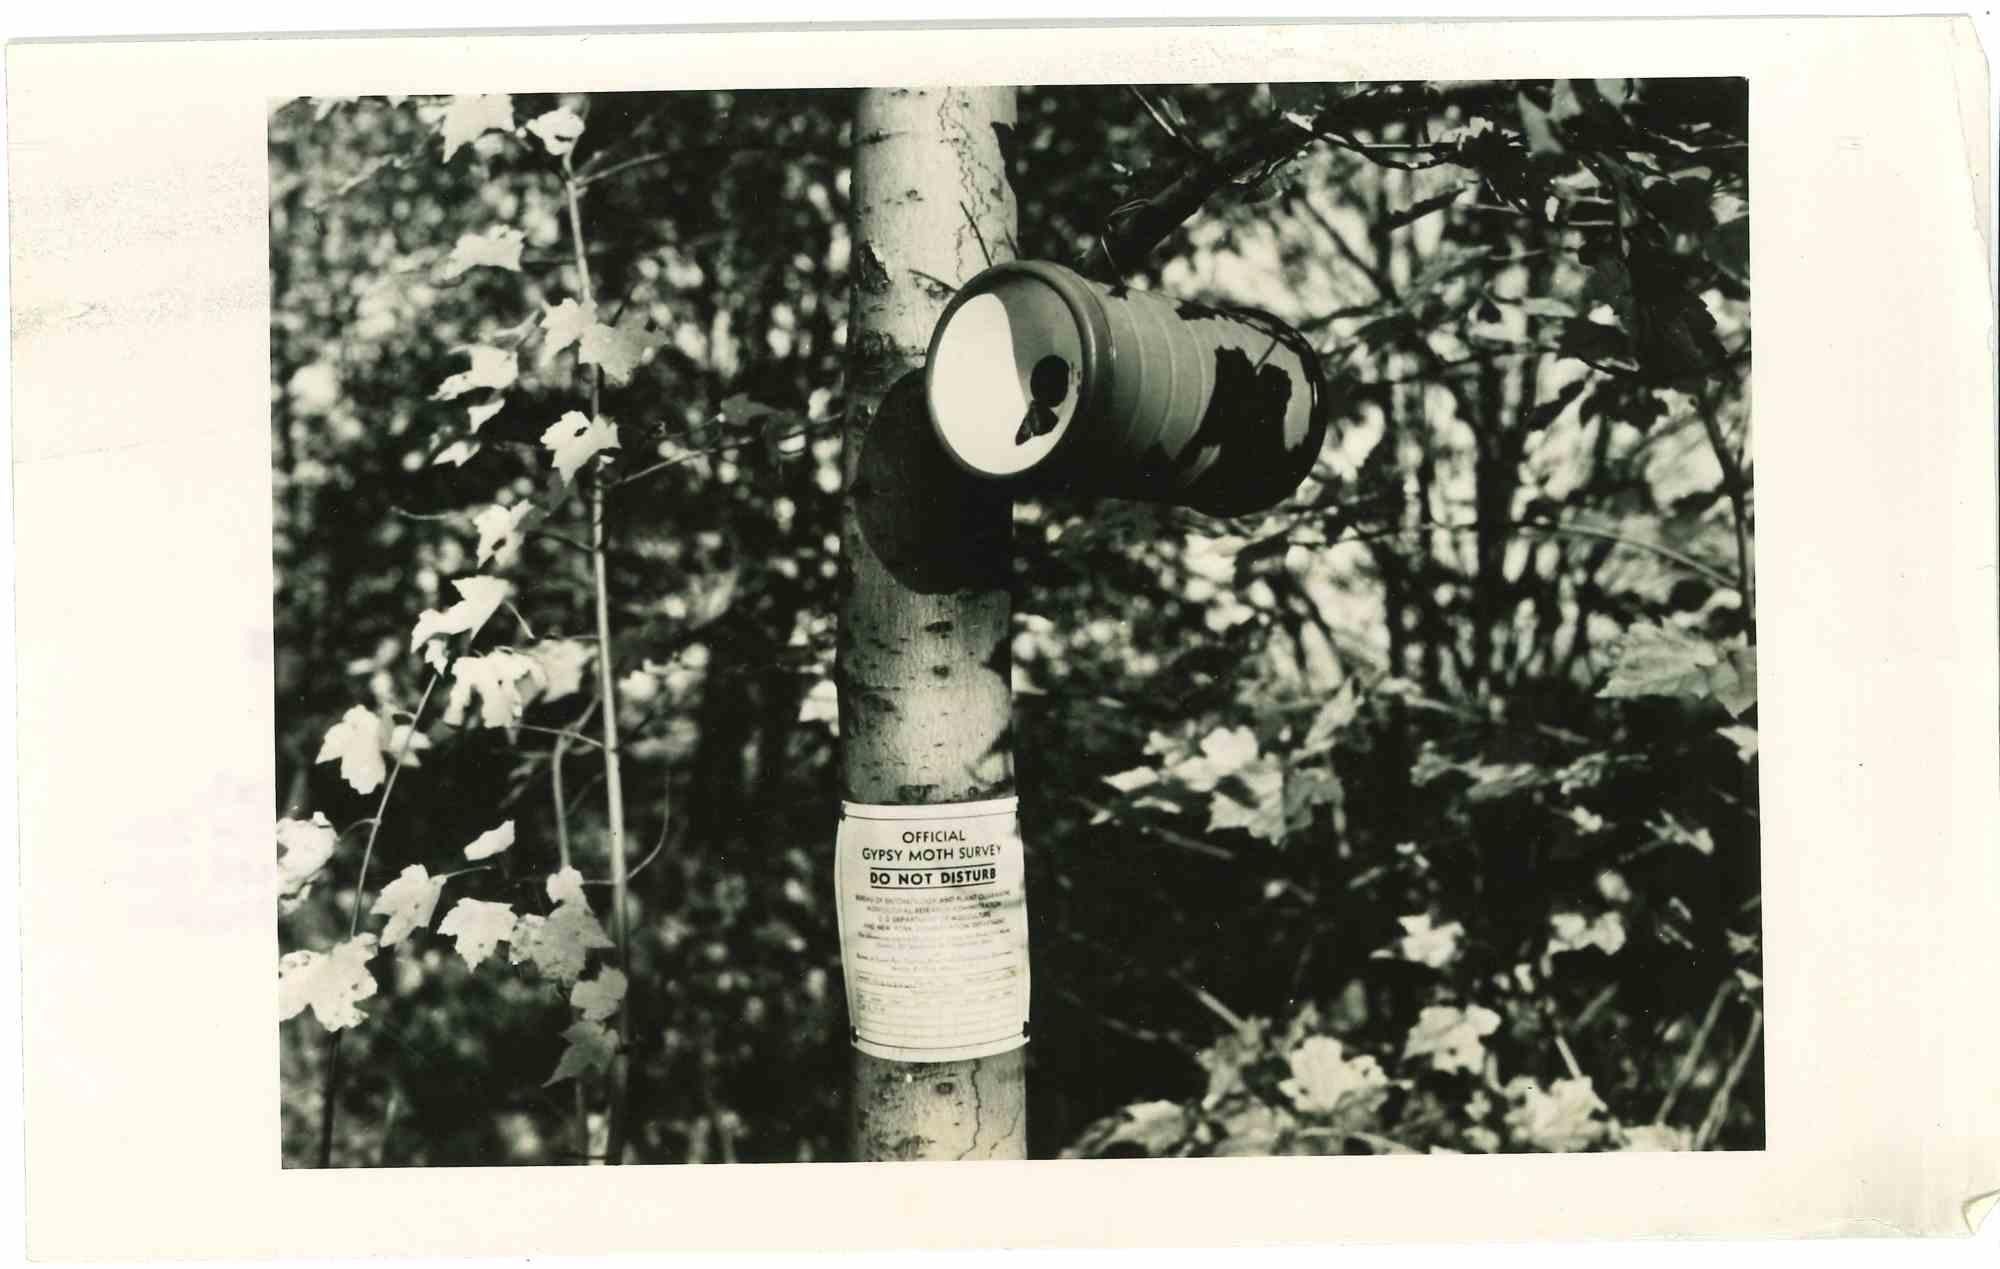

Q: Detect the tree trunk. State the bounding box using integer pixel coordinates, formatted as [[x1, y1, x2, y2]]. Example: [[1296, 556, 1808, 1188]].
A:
[[837, 86, 1026, 1161]]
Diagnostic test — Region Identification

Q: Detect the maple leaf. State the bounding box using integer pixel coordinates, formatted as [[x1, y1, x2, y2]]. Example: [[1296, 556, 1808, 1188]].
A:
[[525, 107, 586, 157], [1102, 766, 1160, 794], [578, 312, 659, 385], [422, 639, 450, 674], [1650, 810, 1715, 855], [1544, 911, 1627, 973], [1505, 1075, 1609, 1152], [797, 678, 839, 734], [437, 898, 518, 968], [278, 935, 379, 1031], [547, 866, 587, 906], [277, 813, 337, 905], [384, 721, 431, 766], [545, 1019, 620, 1086], [1194, 1017, 1271, 1108], [473, 502, 532, 569], [1597, 622, 1726, 703], [317, 705, 387, 795], [439, 226, 526, 279], [431, 345, 518, 401], [1299, 681, 1361, 755], [1171, 725, 1260, 792], [1206, 753, 1286, 843], [467, 398, 506, 433], [409, 576, 512, 652], [444, 649, 544, 729], [527, 639, 593, 702], [1063, 1100, 1190, 1159], [439, 94, 515, 161], [372, 863, 447, 947], [1278, 1035, 1389, 1116], [1718, 724, 1759, 762], [1618, 1122, 1693, 1152], [539, 299, 597, 364], [462, 820, 515, 861], [430, 439, 482, 468], [1402, 1004, 1501, 1074], [541, 411, 621, 485], [1380, 914, 1464, 969], [1708, 645, 1758, 717], [570, 966, 628, 1023], [512, 891, 614, 985]]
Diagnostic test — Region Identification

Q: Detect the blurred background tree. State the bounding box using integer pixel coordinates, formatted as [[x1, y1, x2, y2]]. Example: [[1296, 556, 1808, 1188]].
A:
[[271, 77, 1756, 1165]]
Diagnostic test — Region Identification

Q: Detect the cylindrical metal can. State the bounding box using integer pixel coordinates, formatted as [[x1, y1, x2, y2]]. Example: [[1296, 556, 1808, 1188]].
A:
[[925, 260, 1328, 514]]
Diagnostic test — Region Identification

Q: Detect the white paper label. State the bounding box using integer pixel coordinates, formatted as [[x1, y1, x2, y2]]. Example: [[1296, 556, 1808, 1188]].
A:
[[834, 797, 1029, 1062]]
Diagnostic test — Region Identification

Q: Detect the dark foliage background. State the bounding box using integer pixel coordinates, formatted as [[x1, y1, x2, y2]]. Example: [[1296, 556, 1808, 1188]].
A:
[[271, 79, 1758, 1164]]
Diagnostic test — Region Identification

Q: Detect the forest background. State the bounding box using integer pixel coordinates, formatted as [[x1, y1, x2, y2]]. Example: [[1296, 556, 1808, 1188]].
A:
[[270, 78, 1759, 1165]]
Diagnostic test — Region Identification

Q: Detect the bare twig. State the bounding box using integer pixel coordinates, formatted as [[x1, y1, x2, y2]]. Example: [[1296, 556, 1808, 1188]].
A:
[[1656, 978, 1734, 1124], [1552, 1032, 1585, 1081], [1075, 798, 1234, 860], [614, 423, 824, 490], [514, 723, 603, 750], [1695, 389, 1755, 621], [564, 157, 634, 1166], [1694, 1005, 1763, 1150], [1088, 116, 1319, 275]]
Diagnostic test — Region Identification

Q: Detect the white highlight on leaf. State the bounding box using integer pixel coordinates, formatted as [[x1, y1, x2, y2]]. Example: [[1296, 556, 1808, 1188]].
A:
[[526, 107, 586, 157], [1380, 914, 1464, 969], [570, 966, 628, 1023], [410, 576, 512, 652], [1278, 1036, 1389, 1115], [539, 299, 596, 364], [317, 705, 387, 795], [467, 398, 507, 433], [439, 94, 515, 161], [798, 677, 838, 734], [1718, 724, 1759, 762], [444, 649, 544, 729], [373, 864, 447, 946], [431, 439, 482, 467], [541, 411, 621, 485], [547, 866, 586, 906], [432, 345, 518, 401], [437, 898, 518, 967], [439, 226, 526, 278], [473, 502, 532, 569], [462, 820, 516, 861], [1618, 1122, 1692, 1152], [1169, 726, 1259, 793], [1206, 754, 1285, 844], [1542, 910, 1627, 974], [279, 935, 379, 1031], [277, 813, 337, 906], [1505, 1075, 1609, 1152], [1102, 767, 1159, 794], [1402, 1003, 1501, 1074]]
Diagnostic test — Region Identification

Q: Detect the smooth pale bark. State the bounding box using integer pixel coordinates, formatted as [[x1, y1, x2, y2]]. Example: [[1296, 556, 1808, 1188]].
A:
[[838, 86, 1026, 1161]]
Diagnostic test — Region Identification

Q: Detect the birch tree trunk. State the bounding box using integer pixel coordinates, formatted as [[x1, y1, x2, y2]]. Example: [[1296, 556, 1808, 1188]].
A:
[[838, 86, 1026, 1161]]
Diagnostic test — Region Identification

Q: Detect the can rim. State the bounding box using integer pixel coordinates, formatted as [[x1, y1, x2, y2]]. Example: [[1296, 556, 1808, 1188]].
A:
[[923, 260, 1113, 484]]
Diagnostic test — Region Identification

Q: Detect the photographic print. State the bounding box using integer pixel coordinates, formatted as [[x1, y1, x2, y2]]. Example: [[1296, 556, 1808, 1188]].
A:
[[269, 78, 1758, 1167]]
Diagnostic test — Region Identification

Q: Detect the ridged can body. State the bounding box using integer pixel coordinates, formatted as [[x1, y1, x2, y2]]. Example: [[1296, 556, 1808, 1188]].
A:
[[926, 260, 1328, 515]]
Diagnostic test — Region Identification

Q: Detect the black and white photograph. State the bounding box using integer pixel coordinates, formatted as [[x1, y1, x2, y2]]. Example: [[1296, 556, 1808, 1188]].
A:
[[19, 8, 2000, 1258], [270, 77, 1762, 1166]]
